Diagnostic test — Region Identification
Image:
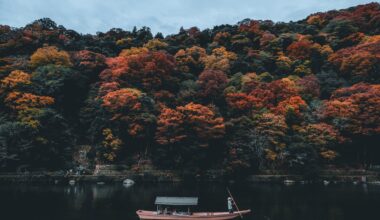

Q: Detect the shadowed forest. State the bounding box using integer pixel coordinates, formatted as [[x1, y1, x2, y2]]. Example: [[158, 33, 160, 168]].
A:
[[0, 3, 380, 177]]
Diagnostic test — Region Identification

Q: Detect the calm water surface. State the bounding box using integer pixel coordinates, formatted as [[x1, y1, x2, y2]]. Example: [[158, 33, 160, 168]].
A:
[[0, 182, 379, 220]]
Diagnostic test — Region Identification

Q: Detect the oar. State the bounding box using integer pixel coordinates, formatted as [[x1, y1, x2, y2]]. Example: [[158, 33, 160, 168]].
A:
[[227, 187, 243, 219]]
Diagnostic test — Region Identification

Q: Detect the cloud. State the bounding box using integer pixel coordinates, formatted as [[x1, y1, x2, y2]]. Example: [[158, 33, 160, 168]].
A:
[[0, 0, 374, 35]]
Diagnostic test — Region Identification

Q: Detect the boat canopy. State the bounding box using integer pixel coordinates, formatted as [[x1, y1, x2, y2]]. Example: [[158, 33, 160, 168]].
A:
[[155, 197, 198, 206]]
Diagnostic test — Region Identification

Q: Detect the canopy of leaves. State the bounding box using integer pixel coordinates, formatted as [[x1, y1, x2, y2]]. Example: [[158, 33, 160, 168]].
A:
[[30, 46, 72, 68], [0, 3, 380, 174]]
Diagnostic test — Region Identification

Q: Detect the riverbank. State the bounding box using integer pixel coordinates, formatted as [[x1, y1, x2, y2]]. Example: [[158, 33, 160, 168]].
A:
[[0, 169, 379, 185]]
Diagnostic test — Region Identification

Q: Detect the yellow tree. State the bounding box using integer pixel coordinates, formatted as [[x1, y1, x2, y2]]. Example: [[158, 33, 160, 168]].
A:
[[201, 47, 237, 73], [30, 46, 72, 68], [100, 128, 123, 162], [4, 91, 55, 128], [0, 70, 31, 91], [174, 46, 207, 73]]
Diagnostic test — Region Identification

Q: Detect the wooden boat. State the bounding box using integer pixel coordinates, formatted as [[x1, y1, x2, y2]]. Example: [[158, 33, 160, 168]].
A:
[[136, 210, 251, 220], [136, 197, 251, 220]]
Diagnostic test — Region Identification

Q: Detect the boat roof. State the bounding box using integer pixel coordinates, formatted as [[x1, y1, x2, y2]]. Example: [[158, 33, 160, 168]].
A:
[[155, 197, 198, 206]]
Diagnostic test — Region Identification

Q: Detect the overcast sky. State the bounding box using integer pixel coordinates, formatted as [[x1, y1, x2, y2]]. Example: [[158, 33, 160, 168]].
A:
[[0, 0, 376, 35]]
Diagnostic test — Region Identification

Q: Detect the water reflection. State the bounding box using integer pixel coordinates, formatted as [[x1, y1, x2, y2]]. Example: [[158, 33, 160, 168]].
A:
[[0, 182, 379, 220], [64, 185, 87, 210]]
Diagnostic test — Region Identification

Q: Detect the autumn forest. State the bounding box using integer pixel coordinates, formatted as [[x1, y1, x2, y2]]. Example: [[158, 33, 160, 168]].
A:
[[0, 3, 380, 177]]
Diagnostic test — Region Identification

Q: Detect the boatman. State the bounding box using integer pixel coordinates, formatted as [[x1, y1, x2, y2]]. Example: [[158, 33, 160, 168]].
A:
[[228, 197, 233, 213]]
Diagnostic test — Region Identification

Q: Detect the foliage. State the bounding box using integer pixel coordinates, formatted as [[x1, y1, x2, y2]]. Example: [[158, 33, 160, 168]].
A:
[[0, 70, 31, 91], [321, 83, 380, 136], [30, 46, 72, 68], [1, 3, 380, 174], [197, 69, 228, 98], [328, 38, 380, 82], [99, 128, 123, 163], [201, 47, 237, 73], [175, 46, 206, 73], [100, 49, 177, 91]]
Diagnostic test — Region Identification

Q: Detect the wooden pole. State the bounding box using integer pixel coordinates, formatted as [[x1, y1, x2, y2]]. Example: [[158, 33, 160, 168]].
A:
[[227, 187, 243, 219]]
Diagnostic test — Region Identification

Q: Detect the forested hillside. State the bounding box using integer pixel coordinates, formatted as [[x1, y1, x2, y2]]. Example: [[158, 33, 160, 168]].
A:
[[0, 3, 379, 176]]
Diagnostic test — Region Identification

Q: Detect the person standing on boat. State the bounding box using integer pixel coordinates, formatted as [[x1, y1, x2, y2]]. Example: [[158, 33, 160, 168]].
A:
[[228, 197, 234, 213]]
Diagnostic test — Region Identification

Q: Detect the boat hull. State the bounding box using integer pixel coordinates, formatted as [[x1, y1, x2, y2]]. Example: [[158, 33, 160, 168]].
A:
[[136, 210, 251, 220]]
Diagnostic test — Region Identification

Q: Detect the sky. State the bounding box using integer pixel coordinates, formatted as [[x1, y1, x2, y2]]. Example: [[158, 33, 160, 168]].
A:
[[0, 0, 377, 35]]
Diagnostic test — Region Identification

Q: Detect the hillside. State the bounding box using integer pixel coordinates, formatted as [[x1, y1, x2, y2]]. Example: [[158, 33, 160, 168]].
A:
[[0, 3, 379, 176]]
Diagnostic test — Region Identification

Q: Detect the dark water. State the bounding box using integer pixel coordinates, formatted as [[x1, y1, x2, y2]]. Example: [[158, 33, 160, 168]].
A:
[[0, 182, 379, 220]]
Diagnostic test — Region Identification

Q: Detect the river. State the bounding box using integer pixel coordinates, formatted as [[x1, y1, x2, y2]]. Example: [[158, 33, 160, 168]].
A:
[[0, 182, 379, 220]]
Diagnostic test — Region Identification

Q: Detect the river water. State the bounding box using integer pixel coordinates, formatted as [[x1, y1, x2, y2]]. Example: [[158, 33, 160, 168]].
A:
[[0, 182, 379, 220]]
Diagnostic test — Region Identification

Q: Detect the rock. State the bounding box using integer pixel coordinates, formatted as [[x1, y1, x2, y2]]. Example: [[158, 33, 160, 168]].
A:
[[284, 179, 295, 186], [123, 179, 135, 186]]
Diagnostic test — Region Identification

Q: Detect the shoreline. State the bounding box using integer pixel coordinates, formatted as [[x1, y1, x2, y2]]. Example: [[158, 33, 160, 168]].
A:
[[0, 169, 379, 185]]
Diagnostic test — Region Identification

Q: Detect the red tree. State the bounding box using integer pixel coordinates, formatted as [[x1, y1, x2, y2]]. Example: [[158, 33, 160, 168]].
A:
[[322, 83, 380, 135], [328, 38, 380, 79], [197, 69, 228, 97], [156, 102, 225, 147], [286, 40, 316, 60], [100, 50, 177, 90]]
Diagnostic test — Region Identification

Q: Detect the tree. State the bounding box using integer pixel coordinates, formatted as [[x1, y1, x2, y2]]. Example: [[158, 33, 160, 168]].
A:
[[0, 70, 31, 91], [176, 103, 225, 141], [31, 64, 88, 117], [143, 39, 168, 51], [275, 53, 293, 75], [31, 65, 75, 96], [286, 39, 318, 60], [72, 50, 106, 75], [197, 69, 228, 99], [4, 91, 54, 128], [316, 70, 347, 99], [253, 113, 288, 168], [321, 83, 380, 136], [328, 38, 380, 82], [213, 32, 231, 46], [174, 46, 206, 73], [0, 109, 74, 170], [155, 103, 225, 168], [5, 92, 54, 111], [225, 93, 254, 112], [0, 120, 35, 170], [323, 19, 358, 38], [101, 50, 178, 91], [296, 75, 320, 100], [29, 108, 75, 169], [201, 47, 237, 73], [30, 46, 72, 68], [102, 88, 143, 117], [248, 88, 276, 110], [99, 128, 123, 163], [274, 96, 307, 117], [238, 20, 262, 35], [267, 77, 299, 103], [303, 123, 343, 160], [155, 107, 186, 145], [101, 88, 156, 138], [225, 116, 264, 175]]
